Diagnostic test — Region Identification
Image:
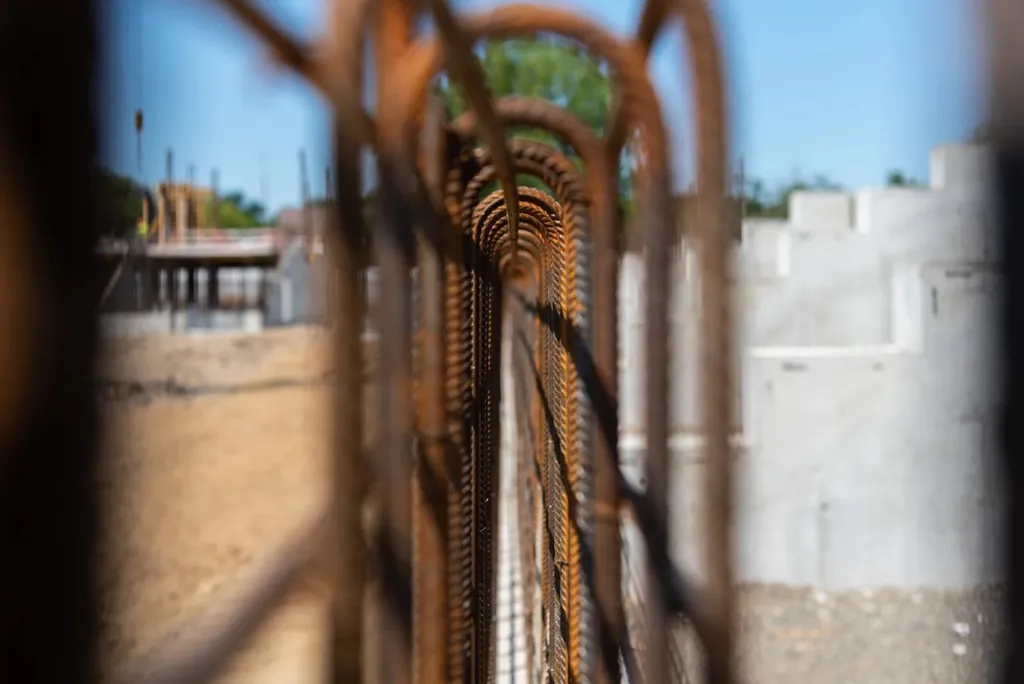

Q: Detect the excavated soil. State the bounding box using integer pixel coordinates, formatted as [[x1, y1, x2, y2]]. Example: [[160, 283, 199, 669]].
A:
[[95, 327, 1007, 683], [96, 328, 338, 683]]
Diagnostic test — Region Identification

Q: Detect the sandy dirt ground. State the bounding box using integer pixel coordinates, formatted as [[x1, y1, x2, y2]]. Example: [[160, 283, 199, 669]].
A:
[[97, 327, 336, 683], [95, 327, 1005, 683]]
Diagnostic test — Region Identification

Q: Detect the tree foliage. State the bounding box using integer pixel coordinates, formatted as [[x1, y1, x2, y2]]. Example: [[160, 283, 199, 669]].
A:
[[210, 191, 269, 228], [95, 166, 271, 233], [95, 167, 146, 239], [884, 169, 924, 188], [438, 37, 627, 203]]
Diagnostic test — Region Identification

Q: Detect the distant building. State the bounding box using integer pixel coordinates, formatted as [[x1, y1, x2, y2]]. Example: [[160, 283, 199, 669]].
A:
[[153, 182, 215, 237]]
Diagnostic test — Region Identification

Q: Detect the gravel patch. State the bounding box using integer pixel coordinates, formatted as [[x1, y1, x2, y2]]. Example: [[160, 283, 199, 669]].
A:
[[658, 584, 1005, 684]]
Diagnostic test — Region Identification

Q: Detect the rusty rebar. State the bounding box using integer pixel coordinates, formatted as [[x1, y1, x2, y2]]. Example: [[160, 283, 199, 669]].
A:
[[414, 0, 522, 264], [146, 2, 734, 683], [412, 93, 452, 684]]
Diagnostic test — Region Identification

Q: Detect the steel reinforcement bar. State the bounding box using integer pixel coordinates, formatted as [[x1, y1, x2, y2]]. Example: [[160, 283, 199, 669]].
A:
[[6, 2, 1024, 684], [109, 0, 734, 682]]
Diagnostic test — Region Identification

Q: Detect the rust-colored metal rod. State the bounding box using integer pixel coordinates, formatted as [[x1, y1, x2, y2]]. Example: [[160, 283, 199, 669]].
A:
[[412, 94, 452, 684], [427, 24, 677, 675], [587, 134, 624, 684], [323, 0, 373, 681], [373, 4, 417, 683], [603, 0, 669, 156], [464, 142, 593, 681], [453, 96, 624, 684], [670, 2, 735, 681], [326, 118, 368, 684], [608, 1, 736, 680], [372, 175, 416, 684], [409, 0, 521, 265]]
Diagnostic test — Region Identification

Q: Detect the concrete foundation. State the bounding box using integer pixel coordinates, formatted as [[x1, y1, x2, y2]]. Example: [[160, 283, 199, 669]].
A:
[[658, 584, 1004, 684], [617, 143, 1002, 592], [606, 143, 1005, 680]]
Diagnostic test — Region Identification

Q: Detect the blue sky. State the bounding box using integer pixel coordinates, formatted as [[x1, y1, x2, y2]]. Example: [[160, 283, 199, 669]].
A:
[[99, 0, 985, 214]]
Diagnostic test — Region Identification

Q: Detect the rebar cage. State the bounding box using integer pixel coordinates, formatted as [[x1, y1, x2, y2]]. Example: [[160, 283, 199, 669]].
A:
[[135, 1, 735, 681], [1, 0, 1023, 683]]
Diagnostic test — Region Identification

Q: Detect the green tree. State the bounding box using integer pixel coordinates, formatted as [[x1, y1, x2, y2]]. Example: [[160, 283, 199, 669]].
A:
[[207, 191, 269, 228], [885, 169, 923, 188], [438, 37, 627, 205], [95, 167, 146, 238]]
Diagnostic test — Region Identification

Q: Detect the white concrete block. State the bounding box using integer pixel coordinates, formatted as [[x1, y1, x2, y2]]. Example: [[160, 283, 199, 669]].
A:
[[930, 143, 992, 190], [789, 191, 853, 229], [541, 144, 1001, 603], [740, 221, 791, 281]]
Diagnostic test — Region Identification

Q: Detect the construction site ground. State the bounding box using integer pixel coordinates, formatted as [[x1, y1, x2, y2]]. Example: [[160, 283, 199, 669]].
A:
[[97, 327, 337, 683], [94, 327, 1003, 683]]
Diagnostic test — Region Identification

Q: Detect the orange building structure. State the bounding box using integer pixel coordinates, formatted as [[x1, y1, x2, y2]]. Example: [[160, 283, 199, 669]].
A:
[[151, 182, 216, 242]]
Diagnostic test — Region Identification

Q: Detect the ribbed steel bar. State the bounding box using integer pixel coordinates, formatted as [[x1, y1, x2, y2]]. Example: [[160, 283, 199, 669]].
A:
[[462, 140, 595, 681], [372, 3, 418, 683], [324, 1, 372, 682], [384, 6, 682, 677], [413, 0, 522, 263], [473, 190, 565, 683], [453, 95, 625, 684], [413, 94, 452, 684], [506, 254, 542, 684], [160, 2, 734, 683]]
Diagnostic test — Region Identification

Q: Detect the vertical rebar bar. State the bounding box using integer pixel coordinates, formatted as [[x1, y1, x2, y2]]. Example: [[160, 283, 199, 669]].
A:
[[413, 93, 452, 684], [373, 3, 417, 683]]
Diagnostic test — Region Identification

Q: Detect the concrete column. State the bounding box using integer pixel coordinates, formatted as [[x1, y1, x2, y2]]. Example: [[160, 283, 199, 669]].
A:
[[281, 277, 293, 324], [208, 267, 220, 309], [148, 265, 160, 309], [169, 268, 179, 310], [138, 263, 152, 310], [258, 269, 268, 312]]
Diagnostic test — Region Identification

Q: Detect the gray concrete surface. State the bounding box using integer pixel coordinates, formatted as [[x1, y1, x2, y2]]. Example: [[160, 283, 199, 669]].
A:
[[653, 584, 1004, 684], [618, 143, 1002, 591]]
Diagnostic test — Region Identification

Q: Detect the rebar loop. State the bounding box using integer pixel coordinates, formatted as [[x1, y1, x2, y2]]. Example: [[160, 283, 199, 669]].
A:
[[155, 0, 737, 682]]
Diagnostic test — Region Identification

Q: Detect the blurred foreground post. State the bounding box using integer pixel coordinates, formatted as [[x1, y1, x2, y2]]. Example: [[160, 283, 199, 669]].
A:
[[0, 2, 101, 682], [986, 0, 1024, 681]]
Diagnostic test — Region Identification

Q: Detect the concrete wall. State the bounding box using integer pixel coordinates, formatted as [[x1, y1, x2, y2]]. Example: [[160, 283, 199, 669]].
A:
[[619, 144, 1003, 591]]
